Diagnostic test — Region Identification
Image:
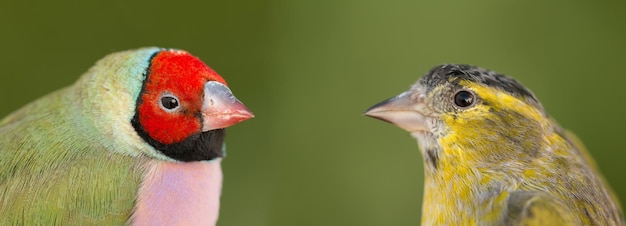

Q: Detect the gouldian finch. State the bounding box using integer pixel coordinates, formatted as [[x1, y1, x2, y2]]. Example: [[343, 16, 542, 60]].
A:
[[365, 64, 624, 225], [0, 47, 254, 225]]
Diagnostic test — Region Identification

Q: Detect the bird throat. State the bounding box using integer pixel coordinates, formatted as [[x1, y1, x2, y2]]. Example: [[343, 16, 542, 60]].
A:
[[131, 117, 226, 162], [412, 131, 442, 171]]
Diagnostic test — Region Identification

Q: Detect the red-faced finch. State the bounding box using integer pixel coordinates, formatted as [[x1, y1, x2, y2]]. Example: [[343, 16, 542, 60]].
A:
[[0, 48, 254, 225]]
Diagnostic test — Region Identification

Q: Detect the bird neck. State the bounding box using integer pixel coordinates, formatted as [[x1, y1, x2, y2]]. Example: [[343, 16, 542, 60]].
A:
[[415, 131, 522, 225], [417, 120, 575, 225], [421, 159, 512, 225], [129, 159, 223, 225]]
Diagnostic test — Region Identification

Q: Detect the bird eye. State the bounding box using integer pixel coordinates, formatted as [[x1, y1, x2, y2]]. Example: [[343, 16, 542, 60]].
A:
[[454, 90, 475, 108], [160, 94, 180, 111]]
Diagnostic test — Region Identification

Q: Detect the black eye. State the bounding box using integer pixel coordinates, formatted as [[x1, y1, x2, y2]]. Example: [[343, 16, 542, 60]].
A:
[[454, 90, 475, 107], [160, 95, 180, 110]]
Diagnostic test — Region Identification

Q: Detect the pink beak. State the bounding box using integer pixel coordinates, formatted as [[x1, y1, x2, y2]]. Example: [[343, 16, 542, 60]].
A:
[[201, 81, 254, 131]]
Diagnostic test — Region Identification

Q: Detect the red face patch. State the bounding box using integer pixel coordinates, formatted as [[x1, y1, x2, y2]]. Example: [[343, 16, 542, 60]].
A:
[[137, 50, 227, 144]]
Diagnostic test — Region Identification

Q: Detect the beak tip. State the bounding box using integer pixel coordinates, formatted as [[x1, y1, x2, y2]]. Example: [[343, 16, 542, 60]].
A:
[[241, 107, 255, 118], [362, 109, 387, 122], [235, 110, 255, 122], [363, 98, 395, 118], [362, 109, 378, 118], [245, 112, 255, 120]]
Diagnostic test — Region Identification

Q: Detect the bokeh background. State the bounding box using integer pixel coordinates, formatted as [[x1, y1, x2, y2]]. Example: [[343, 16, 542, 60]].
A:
[[2, 1, 625, 225]]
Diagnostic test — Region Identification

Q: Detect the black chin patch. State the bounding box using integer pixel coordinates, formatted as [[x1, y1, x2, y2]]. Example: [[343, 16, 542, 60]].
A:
[[131, 117, 226, 162], [156, 129, 226, 162]]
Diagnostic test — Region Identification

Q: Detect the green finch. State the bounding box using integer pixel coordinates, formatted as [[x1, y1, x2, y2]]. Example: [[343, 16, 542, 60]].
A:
[[365, 64, 624, 225]]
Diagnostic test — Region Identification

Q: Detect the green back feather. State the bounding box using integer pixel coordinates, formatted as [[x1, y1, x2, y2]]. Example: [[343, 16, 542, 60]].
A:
[[0, 48, 163, 224]]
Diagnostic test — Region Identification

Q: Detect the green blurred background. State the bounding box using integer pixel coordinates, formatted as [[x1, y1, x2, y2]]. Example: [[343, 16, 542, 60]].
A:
[[1, 1, 625, 225]]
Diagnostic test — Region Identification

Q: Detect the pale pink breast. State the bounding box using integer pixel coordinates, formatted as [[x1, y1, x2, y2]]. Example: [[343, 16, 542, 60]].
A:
[[130, 159, 223, 226]]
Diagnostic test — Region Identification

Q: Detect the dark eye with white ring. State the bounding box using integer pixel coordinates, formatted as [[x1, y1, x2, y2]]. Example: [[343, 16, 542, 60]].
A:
[[454, 90, 475, 108], [159, 94, 180, 111]]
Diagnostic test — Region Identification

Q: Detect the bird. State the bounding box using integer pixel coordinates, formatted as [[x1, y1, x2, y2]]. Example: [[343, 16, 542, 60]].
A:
[[0, 47, 254, 225], [364, 64, 624, 225]]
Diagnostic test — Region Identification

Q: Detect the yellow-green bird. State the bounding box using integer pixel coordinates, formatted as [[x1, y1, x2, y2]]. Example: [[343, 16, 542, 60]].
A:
[[365, 64, 624, 225]]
